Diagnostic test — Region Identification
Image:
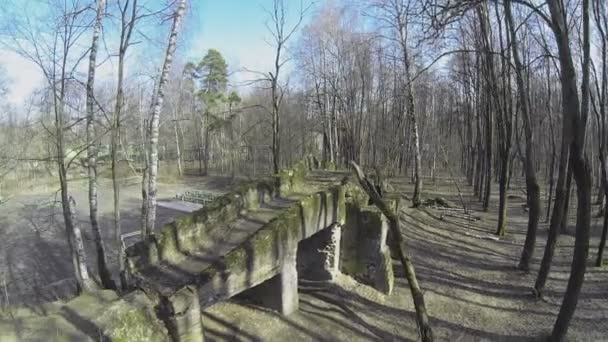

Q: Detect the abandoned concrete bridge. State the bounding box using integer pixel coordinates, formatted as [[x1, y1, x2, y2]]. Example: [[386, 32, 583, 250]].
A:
[[123, 158, 398, 341], [0, 158, 397, 341]]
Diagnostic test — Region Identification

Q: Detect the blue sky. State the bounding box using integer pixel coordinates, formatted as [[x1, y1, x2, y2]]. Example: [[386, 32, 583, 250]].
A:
[[186, 0, 320, 88], [0, 0, 321, 106]]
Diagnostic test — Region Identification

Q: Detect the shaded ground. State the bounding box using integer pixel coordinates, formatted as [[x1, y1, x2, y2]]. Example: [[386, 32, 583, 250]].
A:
[[201, 176, 608, 341], [0, 174, 236, 307]]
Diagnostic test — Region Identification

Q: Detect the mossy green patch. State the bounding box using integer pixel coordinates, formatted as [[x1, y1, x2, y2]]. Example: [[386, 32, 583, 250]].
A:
[[321, 160, 337, 171], [343, 181, 369, 207], [158, 223, 185, 264], [96, 291, 169, 342], [198, 186, 344, 288]]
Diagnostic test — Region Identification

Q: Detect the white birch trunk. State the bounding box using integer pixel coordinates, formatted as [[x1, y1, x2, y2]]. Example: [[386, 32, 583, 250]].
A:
[[69, 197, 92, 290], [86, 0, 113, 289], [144, 0, 187, 241]]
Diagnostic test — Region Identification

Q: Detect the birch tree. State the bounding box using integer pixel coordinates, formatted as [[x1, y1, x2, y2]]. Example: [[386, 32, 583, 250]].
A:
[[2, 0, 95, 292], [86, 0, 115, 289], [143, 0, 187, 242]]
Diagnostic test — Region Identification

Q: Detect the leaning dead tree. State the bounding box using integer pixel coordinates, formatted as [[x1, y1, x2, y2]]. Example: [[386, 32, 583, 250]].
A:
[[351, 161, 433, 342], [143, 0, 187, 242]]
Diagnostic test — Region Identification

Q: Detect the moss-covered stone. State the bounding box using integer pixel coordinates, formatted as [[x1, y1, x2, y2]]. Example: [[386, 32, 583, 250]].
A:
[[197, 186, 346, 304], [375, 247, 394, 295], [149, 178, 283, 266], [95, 291, 169, 342], [158, 223, 185, 265], [321, 160, 337, 171], [341, 202, 394, 295], [275, 159, 312, 195], [343, 181, 369, 207]]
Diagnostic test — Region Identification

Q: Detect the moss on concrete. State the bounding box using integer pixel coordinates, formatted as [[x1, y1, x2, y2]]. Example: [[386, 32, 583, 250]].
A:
[[343, 181, 369, 207], [158, 223, 185, 265], [321, 160, 337, 171], [198, 186, 345, 298], [95, 291, 169, 342], [375, 247, 394, 295], [1, 290, 169, 342]]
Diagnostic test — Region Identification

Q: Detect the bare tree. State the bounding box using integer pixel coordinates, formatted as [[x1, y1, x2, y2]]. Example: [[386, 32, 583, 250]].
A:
[[2, 0, 96, 292], [143, 0, 187, 242], [591, 0, 608, 267], [373, 0, 423, 207], [86, 0, 115, 289], [351, 161, 433, 342], [503, 0, 541, 270], [543, 0, 593, 339], [264, 0, 311, 173], [112, 0, 140, 288]]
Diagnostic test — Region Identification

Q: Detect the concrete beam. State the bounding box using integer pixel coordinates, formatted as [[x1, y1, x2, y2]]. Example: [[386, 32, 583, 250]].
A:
[[162, 286, 204, 342]]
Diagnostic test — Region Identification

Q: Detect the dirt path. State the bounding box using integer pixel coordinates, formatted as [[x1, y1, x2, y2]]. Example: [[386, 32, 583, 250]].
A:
[[202, 177, 608, 341]]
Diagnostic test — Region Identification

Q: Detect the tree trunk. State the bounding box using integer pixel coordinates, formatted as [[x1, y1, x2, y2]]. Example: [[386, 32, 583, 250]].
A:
[[203, 111, 210, 176], [144, 0, 187, 242], [483, 100, 492, 212], [546, 141, 556, 222], [55, 60, 91, 293], [402, 47, 422, 207], [271, 38, 282, 174], [86, 0, 114, 289], [68, 197, 93, 292], [496, 153, 509, 236], [597, 152, 608, 266], [534, 127, 570, 296], [351, 161, 433, 342], [561, 167, 573, 233], [504, 0, 541, 270], [547, 0, 593, 339], [174, 114, 183, 176]]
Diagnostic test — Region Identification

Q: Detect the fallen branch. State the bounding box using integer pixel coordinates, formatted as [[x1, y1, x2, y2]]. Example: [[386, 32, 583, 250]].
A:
[[463, 231, 500, 241], [440, 212, 481, 222], [350, 161, 434, 342]]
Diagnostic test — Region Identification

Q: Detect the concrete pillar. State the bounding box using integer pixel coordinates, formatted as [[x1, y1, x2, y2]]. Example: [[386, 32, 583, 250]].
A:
[[324, 224, 342, 279], [247, 249, 299, 315], [341, 206, 394, 295], [297, 224, 342, 281], [164, 286, 204, 342]]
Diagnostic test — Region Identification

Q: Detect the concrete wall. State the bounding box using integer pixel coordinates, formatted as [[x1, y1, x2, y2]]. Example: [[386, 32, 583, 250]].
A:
[[126, 156, 318, 272], [341, 188, 397, 295], [196, 185, 346, 307]]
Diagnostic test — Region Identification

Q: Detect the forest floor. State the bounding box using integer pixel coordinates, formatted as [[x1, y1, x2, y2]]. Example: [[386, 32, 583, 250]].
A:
[[202, 176, 608, 341], [1, 172, 607, 341]]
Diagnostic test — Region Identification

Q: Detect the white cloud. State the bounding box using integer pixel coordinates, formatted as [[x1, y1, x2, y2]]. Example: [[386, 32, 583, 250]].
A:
[[0, 51, 44, 106]]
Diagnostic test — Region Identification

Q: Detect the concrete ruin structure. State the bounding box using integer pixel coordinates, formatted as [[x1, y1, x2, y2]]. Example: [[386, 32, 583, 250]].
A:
[[0, 157, 397, 342], [121, 157, 397, 341]]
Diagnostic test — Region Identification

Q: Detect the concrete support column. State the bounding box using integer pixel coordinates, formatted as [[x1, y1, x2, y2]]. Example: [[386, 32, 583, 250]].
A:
[[297, 224, 342, 281], [323, 224, 342, 279], [163, 286, 204, 342], [249, 249, 299, 315], [341, 206, 394, 295]]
